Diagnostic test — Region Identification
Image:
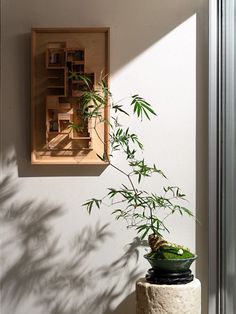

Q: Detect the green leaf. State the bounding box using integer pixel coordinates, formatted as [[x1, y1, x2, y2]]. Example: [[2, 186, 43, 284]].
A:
[[181, 207, 194, 217], [136, 225, 151, 240], [112, 209, 124, 220], [83, 198, 102, 214], [99, 79, 112, 97], [96, 153, 106, 161], [131, 95, 157, 120], [68, 71, 78, 80], [112, 104, 129, 116], [77, 74, 92, 88], [140, 227, 150, 240]]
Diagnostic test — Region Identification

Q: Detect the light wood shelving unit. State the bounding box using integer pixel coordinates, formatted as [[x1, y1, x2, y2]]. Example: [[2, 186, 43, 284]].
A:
[[31, 28, 109, 165]]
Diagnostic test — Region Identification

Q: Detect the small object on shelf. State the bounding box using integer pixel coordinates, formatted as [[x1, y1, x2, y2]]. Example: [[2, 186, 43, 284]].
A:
[[74, 50, 84, 60], [49, 120, 58, 132], [47, 49, 65, 67], [49, 51, 58, 64]]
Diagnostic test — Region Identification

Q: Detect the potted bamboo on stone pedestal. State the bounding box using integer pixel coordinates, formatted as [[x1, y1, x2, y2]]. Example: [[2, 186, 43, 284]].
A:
[[73, 74, 201, 313]]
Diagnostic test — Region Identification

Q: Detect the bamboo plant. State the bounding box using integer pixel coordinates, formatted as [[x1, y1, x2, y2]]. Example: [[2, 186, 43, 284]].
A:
[[70, 73, 195, 259]]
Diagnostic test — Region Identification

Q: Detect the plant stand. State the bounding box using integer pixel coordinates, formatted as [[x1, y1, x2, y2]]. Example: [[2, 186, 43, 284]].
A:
[[145, 268, 194, 284], [136, 278, 201, 314]]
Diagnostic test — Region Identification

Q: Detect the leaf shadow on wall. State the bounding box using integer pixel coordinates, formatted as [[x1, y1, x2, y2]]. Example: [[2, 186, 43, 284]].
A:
[[0, 164, 144, 314]]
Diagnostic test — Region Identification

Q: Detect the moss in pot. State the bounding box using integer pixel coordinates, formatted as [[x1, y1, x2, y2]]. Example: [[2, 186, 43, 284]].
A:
[[144, 234, 197, 276]]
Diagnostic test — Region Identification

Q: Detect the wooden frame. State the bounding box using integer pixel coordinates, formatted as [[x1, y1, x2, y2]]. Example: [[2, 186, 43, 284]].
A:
[[31, 28, 110, 165]]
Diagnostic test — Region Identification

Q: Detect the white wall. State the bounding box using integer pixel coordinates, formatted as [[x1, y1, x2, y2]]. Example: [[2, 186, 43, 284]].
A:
[[0, 1, 209, 313]]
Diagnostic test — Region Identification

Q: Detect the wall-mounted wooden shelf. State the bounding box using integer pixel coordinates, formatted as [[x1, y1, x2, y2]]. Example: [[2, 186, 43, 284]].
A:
[[31, 28, 109, 165]]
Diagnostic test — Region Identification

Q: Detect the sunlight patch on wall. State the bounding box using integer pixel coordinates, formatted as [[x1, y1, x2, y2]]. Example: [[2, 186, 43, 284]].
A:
[[111, 14, 196, 99], [111, 14, 197, 251]]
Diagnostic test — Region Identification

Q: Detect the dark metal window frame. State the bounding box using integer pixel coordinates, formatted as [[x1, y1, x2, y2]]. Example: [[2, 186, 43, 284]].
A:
[[209, 1, 221, 313], [209, 0, 236, 313]]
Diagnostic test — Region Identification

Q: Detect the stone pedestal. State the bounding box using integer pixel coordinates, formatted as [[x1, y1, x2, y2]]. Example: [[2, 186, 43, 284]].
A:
[[136, 278, 201, 314]]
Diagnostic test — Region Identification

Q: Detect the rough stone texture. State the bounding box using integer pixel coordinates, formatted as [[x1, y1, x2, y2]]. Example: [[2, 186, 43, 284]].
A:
[[136, 278, 201, 314]]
